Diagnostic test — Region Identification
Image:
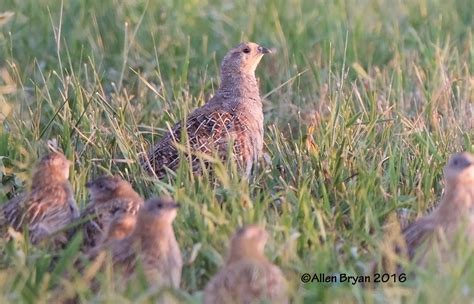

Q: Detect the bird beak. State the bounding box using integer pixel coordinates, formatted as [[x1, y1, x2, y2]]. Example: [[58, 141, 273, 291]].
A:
[[170, 203, 181, 209], [257, 46, 272, 54], [85, 181, 93, 188]]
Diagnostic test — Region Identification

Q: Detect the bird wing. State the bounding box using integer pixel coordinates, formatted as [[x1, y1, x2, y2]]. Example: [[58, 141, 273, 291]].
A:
[[0, 193, 27, 230], [168, 238, 183, 288], [25, 186, 66, 226], [23, 183, 76, 244], [264, 264, 289, 303], [75, 202, 100, 242], [111, 236, 138, 277], [65, 183, 79, 219], [142, 107, 249, 177], [402, 216, 437, 260], [139, 236, 183, 288], [203, 264, 231, 304], [108, 195, 144, 216]]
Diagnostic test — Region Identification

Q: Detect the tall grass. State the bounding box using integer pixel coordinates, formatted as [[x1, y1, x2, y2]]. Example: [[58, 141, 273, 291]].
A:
[[0, 0, 473, 302]]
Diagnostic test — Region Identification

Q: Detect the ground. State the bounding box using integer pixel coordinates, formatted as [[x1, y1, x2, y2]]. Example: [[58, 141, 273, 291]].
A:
[[0, 0, 473, 302]]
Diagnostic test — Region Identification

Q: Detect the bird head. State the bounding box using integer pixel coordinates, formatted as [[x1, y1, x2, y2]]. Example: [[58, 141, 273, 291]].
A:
[[38, 151, 71, 181], [228, 225, 268, 262], [220, 42, 271, 76], [86, 175, 133, 201], [139, 196, 180, 225], [444, 152, 474, 185]]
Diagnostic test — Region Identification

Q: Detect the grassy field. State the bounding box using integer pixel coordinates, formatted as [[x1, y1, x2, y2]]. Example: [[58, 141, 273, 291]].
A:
[[0, 0, 473, 302]]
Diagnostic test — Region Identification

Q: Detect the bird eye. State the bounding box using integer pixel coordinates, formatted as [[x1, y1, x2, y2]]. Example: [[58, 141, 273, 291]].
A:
[[243, 47, 251, 54], [157, 203, 163, 208], [453, 160, 459, 166]]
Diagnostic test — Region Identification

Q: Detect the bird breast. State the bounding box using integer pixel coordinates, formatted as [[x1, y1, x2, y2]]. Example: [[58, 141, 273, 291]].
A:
[[237, 98, 264, 160]]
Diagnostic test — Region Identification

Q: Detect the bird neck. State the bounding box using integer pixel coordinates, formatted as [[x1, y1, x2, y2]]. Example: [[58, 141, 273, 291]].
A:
[[438, 181, 474, 219], [227, 246, 268, 264], [216, 71, 260, 100], [114, 187, 138, 200], [31, 169, 65, 190], [135, 218, 174, 244]]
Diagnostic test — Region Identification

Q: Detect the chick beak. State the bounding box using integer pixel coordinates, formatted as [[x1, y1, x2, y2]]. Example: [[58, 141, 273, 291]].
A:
[[257, 46, 272, 54], [170, 203, 181, 209]]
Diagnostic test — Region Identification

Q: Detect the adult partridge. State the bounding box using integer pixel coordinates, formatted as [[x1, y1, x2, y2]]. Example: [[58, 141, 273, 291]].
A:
[[141, 42, 271, 178]]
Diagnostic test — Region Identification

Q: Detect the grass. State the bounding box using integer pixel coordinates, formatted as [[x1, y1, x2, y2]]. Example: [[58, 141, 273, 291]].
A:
[[0, 0, 473, 302]]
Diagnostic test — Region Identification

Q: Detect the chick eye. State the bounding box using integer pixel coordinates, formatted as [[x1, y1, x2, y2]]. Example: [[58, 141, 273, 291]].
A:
[[243, 47, 251, 54], [157, 203, 163, 208]]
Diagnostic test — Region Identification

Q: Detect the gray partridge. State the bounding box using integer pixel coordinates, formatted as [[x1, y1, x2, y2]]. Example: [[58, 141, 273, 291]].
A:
[[403, 152, 474, 264], [141, 42, 271, 178], [204, 225, 288, 304], [78, 175, 143, 251], [109, 197, 182, 288], [0, 151, 78, 245]]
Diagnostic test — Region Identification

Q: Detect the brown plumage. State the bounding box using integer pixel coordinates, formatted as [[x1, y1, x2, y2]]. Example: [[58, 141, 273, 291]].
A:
[[402, 152, 474, 264], [0, 152, 79, 245], [78, 175, 143, 251], [108, 197, 182, 288], [86, 213, 138, 260], [141, 42, 271, 178], [204, 225, 288, 304], [102, 213, 137, 243]]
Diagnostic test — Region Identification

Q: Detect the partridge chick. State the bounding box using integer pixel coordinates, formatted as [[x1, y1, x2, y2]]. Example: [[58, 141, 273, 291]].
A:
[[403, 152, 474, 264], [110, 197, 182, 288], [141, 42, 271, 178], [85, 213, 137, 260], [0, 151, 78, 245], [102, 213, 137, 243], [204, 225, 288, 304], [78, 175, 143, 251]]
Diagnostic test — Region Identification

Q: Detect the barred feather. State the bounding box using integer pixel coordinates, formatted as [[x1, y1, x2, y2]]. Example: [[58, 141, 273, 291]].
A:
[[1, 183, 77, 244], [142, 109, 253, 177]]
